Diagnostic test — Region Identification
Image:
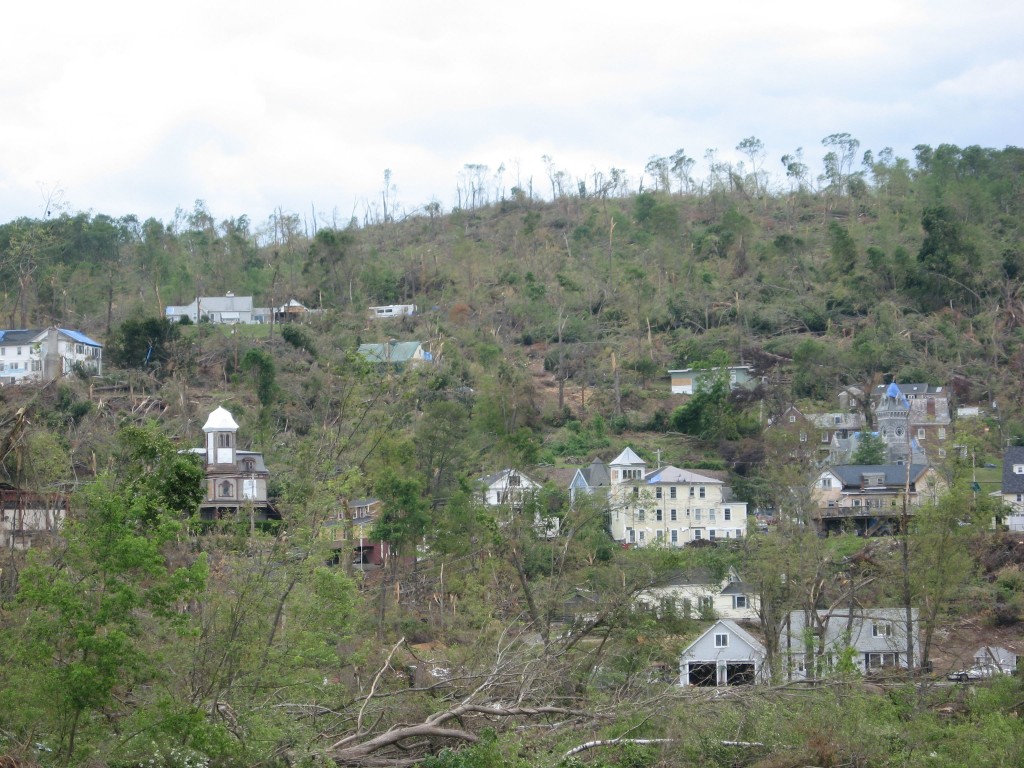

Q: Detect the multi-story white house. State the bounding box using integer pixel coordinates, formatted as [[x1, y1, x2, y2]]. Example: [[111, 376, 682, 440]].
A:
[[607, 448, 749, 547], [0, 327, 102, 385]]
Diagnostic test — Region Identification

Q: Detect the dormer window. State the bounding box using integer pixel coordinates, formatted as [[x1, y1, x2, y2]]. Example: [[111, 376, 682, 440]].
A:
[[243, 459, 255, 472], [1014, 465, 1024, 475]]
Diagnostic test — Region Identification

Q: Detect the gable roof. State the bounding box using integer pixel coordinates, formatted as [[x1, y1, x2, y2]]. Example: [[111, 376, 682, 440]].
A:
[[681, 619, 766, 659], [477, 468, 540, 489]]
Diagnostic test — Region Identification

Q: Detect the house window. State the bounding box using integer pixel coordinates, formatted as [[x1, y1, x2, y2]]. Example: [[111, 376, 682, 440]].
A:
[[734, 595, 747, 609], [220, 480, 234, 497], [218, 433, 232, 448], [699, 487, 706, 499], [689, 487, 695, 497], [709, 529, 716, 540], [789, 415, 796, 423], [632, 487, 639, 497], [938, 427, 946, 440], [670, 487, 677, 499], [715, 633, 729, 648], [872, 622, 892, 638], [693, 529, 702, 540], [656, 509, 663, 521], [656, 487, 662, 499], [834, 415, 842, 425], [670, 509, 677, 521], [799, 431, 807, 443], [1014, 465, 1024, 475], [867, 652, 897, 669], [628, 528, 635, 543], [671, 530, 678, 543], [709, 509, 716, 521], [637, 509, 645, 521], [724, 508, 731, 521], [243, 459, 255, 471], [821, 477, 832, 489], [699, 597, 713, 612], [508, 474, 521, 487], [822, 432, 831, 443], [917, 428, 926, 439], [656, 530, 664, 540], [638, 531, 646, 543], [694, 509, 702, 521]]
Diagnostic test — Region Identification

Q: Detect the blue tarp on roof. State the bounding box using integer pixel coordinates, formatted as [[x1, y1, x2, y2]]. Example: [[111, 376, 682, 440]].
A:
[[59, 329, 103, 347]]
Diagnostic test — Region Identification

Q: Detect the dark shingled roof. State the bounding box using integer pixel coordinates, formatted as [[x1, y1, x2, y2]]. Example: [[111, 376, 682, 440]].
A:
[[1002, 446, 1024, 494]]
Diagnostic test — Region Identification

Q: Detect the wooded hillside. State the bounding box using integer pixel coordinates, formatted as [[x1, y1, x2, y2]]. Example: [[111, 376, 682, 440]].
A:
[[0, 141, 1022, 767]]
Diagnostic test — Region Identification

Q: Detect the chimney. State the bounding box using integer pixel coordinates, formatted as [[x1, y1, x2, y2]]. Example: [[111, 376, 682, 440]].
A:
[[43, 327, 61, 381]]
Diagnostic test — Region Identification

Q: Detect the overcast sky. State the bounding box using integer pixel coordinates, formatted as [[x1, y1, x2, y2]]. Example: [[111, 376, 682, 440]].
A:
[[1, 0, 1020, 229]]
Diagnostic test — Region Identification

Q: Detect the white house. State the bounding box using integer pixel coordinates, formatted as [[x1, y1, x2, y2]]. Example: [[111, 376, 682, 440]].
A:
[[638, 567, 759, 621], [607, 448, 749, 547], [780, 608, 921, 680], [679, 619, 767, 686], [166, 293, 255, 324], [0, 327, 103, 385], [477, 468, 558, 537]]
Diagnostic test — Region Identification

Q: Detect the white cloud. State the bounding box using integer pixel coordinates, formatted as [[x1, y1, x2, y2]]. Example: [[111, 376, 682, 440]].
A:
[[0, 0, 1021, 222]]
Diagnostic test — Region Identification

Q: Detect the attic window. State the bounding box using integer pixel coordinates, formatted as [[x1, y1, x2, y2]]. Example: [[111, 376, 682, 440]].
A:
[[789, 415, 796, 423], [714, 633, 729, 648], [872, 622, 893, 638], [508, 475, 521, 487]]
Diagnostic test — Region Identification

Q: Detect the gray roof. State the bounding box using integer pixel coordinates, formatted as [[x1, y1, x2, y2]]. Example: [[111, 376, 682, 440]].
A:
[[645, 465, 723, 485], [0, 328, 102, 347], [830, 464, 930, 489], [657, 568, 720, 587], [1002, 447, 1024, 494], [197, 295, 253, 312], [580, 458, 610, 488], [871, 383, 945, 398]]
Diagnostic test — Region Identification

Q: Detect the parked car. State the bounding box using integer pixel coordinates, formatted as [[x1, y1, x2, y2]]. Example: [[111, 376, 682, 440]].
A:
[[947, 664, 1007, 682]]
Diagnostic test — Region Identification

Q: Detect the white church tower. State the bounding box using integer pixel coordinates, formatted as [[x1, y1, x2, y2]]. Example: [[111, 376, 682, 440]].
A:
[[203, 406, 239, 468]]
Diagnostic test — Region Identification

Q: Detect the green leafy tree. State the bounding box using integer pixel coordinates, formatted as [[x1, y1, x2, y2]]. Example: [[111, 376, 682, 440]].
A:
[[851, 431, 886, 464], [0, 424, 207, 763], [106, 316, 182, 374]]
